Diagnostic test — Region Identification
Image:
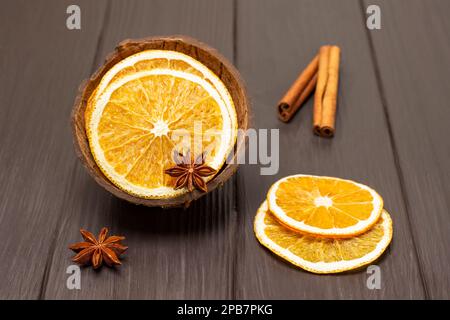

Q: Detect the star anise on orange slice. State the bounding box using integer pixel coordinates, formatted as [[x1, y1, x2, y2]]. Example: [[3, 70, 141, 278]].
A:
[[69, 227, 128, 269], [164, 150, 217, 193]]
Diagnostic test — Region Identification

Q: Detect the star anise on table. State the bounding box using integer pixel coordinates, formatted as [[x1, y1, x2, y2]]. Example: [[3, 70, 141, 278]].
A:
[[164, 150, 217, 193], [68, 227, 128, 269]]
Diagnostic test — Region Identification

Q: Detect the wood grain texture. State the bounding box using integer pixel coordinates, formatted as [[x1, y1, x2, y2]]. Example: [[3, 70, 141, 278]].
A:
[[363, 0, 450, 298], [234, 0, 425, 299], [1, 0, 448, 299], [0, 0, 108, 299], [42, 0, 237, 299]]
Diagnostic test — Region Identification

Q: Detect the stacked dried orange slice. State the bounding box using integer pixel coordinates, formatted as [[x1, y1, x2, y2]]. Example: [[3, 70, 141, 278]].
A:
[[254, 174, 393, 274], [85, 50, 238, 199]]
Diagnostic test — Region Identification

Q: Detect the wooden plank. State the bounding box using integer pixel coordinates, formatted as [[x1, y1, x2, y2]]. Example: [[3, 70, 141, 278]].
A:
[[363, 0, 450, 299], [234, 0, 425, 299], [42, 0, 236, 299], [0, 0, 107, 299]]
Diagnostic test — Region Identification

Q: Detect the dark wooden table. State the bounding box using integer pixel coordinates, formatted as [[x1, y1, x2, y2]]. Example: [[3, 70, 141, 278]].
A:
[[1, 0, 449, 299]]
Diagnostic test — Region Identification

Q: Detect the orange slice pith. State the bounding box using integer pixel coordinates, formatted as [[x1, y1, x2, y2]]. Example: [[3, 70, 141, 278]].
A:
[[267, 174, 383, 237], [254, 201, 392, 274], [87, 52, 237, 199]]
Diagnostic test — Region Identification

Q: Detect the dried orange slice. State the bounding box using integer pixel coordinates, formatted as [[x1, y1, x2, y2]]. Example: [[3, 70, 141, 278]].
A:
[[87, 56, 237, 199], [267, 175, 383, 237], [85, 50, 233, 125], [254, 201, 392, 274]]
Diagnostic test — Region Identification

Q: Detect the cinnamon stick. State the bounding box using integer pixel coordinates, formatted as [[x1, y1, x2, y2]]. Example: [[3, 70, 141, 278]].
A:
[[277, 54, 319, 122], [313, 45, 340, 137], [321, 46, 340, 137], [313, 46, 331, 135]]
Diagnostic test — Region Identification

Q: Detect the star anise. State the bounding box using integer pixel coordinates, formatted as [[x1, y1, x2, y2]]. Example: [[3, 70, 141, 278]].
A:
[[164, 150, 217, 192], [69, 227, 128, 269]]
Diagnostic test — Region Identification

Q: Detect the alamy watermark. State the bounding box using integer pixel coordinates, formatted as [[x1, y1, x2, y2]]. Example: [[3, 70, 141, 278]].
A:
[[366, 4, 381, 30], [366, 265, 381, 290], [160, 123, 280, 176], [66, 265, 81, 290], [66, 5, 81, 30]]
